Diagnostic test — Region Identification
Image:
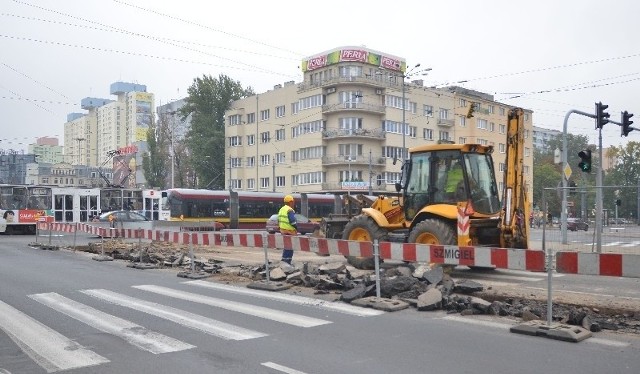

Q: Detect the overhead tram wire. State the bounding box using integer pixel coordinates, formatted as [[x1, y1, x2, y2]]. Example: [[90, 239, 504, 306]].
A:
[[0, 13, 297, 62], [110, 0, 305, 57], [9, 1, 294, 78]]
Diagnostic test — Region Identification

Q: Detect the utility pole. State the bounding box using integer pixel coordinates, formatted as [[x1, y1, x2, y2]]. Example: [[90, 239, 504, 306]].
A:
[[272, 155, 276, 192], [368, 150, 373, 195], [74, 137, 85, 165]]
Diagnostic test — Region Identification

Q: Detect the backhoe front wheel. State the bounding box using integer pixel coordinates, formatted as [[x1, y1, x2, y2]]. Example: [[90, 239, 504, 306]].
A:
[[408, 219, 456, 245], [342, 215, 388, 270]]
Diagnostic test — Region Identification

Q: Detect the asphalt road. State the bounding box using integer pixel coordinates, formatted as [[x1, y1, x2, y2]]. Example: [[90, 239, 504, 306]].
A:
[[1, 234, 640, 373]]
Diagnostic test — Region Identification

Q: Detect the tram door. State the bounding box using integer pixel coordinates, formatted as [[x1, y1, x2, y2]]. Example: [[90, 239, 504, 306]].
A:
[[53, 188, 100, 223], [53, 192, 74, 222]]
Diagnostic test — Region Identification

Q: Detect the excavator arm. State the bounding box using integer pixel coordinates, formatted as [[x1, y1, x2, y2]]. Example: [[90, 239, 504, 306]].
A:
[[499, 108, 530, 249]]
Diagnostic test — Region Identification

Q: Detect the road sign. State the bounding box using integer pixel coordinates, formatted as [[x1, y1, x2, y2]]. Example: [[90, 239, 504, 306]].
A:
[[563, 163, 572, 180]]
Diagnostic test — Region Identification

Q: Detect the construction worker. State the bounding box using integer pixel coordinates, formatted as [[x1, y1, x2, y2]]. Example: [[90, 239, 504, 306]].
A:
[[278, 195, 298, 264], [444, 162, 465, 200]]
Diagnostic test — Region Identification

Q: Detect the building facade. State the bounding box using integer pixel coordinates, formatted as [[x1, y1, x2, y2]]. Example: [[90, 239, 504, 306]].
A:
[[27, 137, 64, 164], [225, 46, 534, 198], [63, 82, 155, 187]]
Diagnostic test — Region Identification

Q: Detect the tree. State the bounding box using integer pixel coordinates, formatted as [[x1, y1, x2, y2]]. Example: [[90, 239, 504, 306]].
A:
[[181, 74, 253, 189], [142, 123, 168, 188], [603, 141, 640, 221]]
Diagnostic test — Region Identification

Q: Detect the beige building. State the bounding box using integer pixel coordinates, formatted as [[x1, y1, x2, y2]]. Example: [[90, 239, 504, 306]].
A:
[[225, 46, 533, 197]]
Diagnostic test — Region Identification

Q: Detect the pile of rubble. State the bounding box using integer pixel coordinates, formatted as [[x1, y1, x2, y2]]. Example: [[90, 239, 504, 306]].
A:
[[210, 260, 640, 335], [79, 241, 640, 335]]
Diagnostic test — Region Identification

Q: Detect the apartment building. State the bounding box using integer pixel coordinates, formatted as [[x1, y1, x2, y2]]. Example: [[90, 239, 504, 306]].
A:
[[63, 82, 154, 187], [225, 46, 534, 197]]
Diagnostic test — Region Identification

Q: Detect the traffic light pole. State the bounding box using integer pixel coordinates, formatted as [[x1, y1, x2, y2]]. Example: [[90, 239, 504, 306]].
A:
[[561, 109, 597, 246]]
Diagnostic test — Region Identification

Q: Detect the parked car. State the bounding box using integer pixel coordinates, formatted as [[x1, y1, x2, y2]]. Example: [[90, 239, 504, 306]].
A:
[[98, 210, 149, 222], [566, 218, 588, 231], [265, 213, 320, 235]]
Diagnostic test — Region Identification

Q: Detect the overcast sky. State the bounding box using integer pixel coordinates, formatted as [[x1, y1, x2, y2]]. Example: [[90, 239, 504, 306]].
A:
[[2, 0, 639, 153]]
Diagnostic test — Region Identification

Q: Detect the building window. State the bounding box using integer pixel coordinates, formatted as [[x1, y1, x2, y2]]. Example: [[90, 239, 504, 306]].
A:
[[477, 119, 487, 130], [230, 157, 242, 168], [459, 137, 466, 143], [260, 131, 270, 143], [423, 128, 433, 140], [246, 157, 255, 167], [228, 114, 242, 126], [260, 109, 270, 121], [276, 105, 285, 118], [459, 98, 466, 107], [489, 122, 495, 132], [499, 107, 506, 116], [275, 152, 286, 163], [246, 112, 255, 124], [499, 143, 506, 153], [275, 128, 285, 141], [459, 116, 466, 127], [275, 176, 285, 188], [424, 105, 433, 117], [247, 134, 255, 145], [228, 136, 242, 147], [247, 178, 255, 190], [260, 154, 271, 166], [439, 108, 449, 120], [260, 177, 270, 189], [499, 124, 506, 134], [438, 131, 449, 141]]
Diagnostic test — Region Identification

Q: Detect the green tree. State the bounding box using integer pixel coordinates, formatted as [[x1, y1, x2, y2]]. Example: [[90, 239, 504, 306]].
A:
[[181, 74, 253, 189], [603, 141, 640, 221], [142, 123, 168, 188]]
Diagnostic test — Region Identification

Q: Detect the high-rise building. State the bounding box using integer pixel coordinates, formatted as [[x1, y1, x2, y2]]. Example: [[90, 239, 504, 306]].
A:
[[63, 82, 154, 187], [225, 46, 534, 197]]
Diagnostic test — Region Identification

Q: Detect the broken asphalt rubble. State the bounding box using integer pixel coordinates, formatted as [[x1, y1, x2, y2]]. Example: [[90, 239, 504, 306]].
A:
[[76, 240, 640, 336]]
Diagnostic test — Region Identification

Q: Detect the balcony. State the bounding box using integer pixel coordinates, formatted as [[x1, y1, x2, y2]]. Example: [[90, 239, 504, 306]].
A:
[[437, 118, 455, 127], [322, 128, 385, 140], [321, 154, 387, 166], [298, 74, 401, 93], [322, 102, 385, 114]]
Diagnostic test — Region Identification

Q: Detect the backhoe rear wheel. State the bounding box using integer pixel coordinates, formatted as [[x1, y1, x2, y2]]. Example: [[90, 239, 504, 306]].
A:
[[342, 215, 388, 270], [408, 219, 456, 245]]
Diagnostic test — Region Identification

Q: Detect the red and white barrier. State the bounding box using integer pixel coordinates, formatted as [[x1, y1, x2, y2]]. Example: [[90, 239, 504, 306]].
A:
[[556, 251, 640, 278], [36, 222, 546, 272]]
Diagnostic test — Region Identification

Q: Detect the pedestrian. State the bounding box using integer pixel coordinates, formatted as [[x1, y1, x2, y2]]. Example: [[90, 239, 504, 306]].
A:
[[278, 195, 298, 264]]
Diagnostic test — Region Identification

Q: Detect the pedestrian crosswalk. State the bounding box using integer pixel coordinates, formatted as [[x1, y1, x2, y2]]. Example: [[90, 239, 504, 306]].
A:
[[0, 282, 383, 373]]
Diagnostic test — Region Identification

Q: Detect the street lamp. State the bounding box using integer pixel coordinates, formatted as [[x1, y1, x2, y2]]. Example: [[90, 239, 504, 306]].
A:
[[346, 155, 355, 196]]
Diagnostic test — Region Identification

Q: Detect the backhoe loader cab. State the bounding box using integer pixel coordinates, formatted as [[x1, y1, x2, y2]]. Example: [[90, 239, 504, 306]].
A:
[[401, 144, 501, 222]]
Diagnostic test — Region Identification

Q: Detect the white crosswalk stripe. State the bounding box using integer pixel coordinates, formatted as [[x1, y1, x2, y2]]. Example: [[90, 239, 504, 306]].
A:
[[80, 288, 267, 340], [184, 280, 385, 316], [2, 282, 382, 371], [0, 300, 109, 373], [29, 292, 195, 354], [134, 285, 331, 327]]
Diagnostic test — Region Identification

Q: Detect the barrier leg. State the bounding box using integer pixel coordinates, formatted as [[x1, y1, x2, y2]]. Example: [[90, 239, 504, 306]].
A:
[[263, 232, 270, 283], [73, 222, 77, 252], [48, 223, 52, 246], [374, 240, 381, 298], [189, 237, 195, 273], [92, 234, 113, 262], [35, 222, 39, 244], [547, 251, 553, 326]]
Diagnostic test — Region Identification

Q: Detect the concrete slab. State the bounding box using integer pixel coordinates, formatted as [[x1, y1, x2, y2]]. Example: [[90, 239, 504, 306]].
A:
[[351, 296, 410, 312], [129, 263, 158, 270], [247, 280, 293, 291], [510, 320, 592, 342], [177, 271, 210, 279], [92, 255, 114, 262]]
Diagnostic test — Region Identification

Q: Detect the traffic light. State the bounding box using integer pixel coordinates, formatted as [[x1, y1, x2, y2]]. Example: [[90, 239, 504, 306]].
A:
[[595, 102, 610, 129], [622, 111, 634, 137], [466, 103, 475, 118], [578, 149, 592, 173], [569, 180, 577, 195], [616, 199, 622, 206]]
